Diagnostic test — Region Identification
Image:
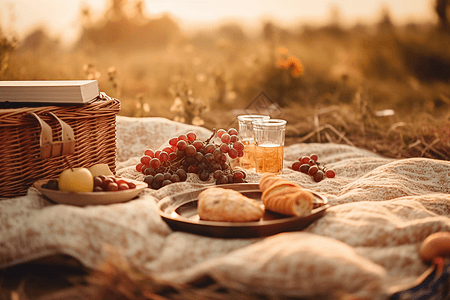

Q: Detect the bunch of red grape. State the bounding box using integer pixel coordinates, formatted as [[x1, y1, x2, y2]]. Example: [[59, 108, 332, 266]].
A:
[[136, 129, 247, 189], [291, 154, 335, 182]]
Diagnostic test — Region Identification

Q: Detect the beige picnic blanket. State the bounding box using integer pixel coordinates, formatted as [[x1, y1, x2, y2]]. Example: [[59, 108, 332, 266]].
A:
[[2, 116, 450, 299]]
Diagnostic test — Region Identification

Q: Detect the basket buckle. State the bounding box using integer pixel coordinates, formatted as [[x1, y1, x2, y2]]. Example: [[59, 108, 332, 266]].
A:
[[27, 112, 75, 158]]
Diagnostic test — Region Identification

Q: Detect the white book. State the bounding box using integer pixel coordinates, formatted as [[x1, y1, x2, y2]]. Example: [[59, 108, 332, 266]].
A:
[[0, 80, 100, 104]]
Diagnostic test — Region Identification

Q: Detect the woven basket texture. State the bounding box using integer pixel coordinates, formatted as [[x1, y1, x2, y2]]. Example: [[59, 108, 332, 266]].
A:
[[0, 93, 120, 198]]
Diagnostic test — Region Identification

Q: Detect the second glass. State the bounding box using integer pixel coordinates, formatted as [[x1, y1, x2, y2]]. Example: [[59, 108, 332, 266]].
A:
[[237, 115, 270, 170], [253, 119, 287, 174]]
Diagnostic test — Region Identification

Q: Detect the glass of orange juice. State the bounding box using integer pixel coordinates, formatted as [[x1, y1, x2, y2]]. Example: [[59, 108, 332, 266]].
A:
[[237, 115, 270, 171], [253, 119, 286, 174]]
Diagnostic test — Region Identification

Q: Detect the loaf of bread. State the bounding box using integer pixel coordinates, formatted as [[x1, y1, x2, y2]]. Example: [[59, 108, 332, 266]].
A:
[[198, 187, 264, 222], [259, 174, 314, 217]]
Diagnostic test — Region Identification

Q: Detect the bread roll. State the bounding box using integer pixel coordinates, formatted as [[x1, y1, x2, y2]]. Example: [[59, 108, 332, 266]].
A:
[[198, 187, 264, 222], [260, 176, 314, 217]]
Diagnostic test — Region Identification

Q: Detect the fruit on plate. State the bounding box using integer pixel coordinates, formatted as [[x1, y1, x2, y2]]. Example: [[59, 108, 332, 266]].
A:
[[93, 175, 137, 192], [88, 163, 114, 177], [58, 167, 94, 192]]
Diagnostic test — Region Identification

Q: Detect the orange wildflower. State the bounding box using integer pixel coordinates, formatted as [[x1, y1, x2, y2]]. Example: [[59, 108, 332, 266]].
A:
[[277, 47, 289, 55], [276, 55, 304, 77]]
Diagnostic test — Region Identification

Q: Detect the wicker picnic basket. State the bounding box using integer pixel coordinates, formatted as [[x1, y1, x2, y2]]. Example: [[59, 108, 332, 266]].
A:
[[0, 92, 121, 198]]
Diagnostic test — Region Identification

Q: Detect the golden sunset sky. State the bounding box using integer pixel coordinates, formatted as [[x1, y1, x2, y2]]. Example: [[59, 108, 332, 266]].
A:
[[0, 0, 437, 45]]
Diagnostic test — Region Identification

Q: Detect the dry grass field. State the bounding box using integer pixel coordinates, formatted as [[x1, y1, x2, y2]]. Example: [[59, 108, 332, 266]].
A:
[[1, 0, 450, 160]]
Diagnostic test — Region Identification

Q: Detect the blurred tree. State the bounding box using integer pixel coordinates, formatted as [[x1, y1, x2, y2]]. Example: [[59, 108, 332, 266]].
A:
[[0, 24, 17, 78], [17, 28, 60, 53], [435, 0, 450, 30], [218, 23, 247, 43], [75, 0, 181, 52], [377, 6, 394, 32]]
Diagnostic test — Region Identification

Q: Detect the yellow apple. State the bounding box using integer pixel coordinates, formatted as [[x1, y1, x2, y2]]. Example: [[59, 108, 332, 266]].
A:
[[88, 163, 114, 177], [58, 167, 94, 192]]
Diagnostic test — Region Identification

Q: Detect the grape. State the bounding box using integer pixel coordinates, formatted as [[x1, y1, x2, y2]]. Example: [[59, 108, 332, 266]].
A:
[[188, 164, 198, 173], [228, 148, 238, 159], [310, 154, 318, 162], [152, 181, 162, 189], [204, 153, 214, 164], [192, 140, 203, 150], [308, 165, 319, 176], [237, 150, 244, 158], [140, 155, 151, 165], [176, 148, 185, 158], [169, 137, 178, 147], [210, 163, 222, 172], [150, 158, 161, 169], [144, 149, 154, 157], [326, 169, 336, 178], [154, 173, 164, 184], [199, 169, 210, 181], [162, 147, 173, 154], [118, 183, 129, 190], [159, 151, 169, 162], [178, 134, 188, 141], [163, 173, 172, 181], [205, 144, 215, 153], [185, 157, 196, 166], [177, 140, 188, 151], [43, 179, 59, 190], [176, 169, 187, 181], [185, 145, 197, 157], [292, 161, 301, 171], [213, 170, 224, 179], [213, 149, 223, 160], [299, 164, 310, 174], [198, 162, 207, 170], [217, 129, 227, 138], [169, 152, 177, 161], [144, 167, 156, 176], [154, 150, 161, 158], [308, 159, 315, 166], [216, 175, 228, 185], [221, 133, 231, 144], [300, 156, 310, 164], [135, 163, 144, 172], [170, 174, 180, 183], [233, 171, 245, 179], [314, 170, 325, 182], [226, 174, 234, 183], [233, 141, 244, 152], [230, 135, 238, 143], [228, 128, 238, 136], [220, 143, 230, 153], [144, 175, 154, 185], [186, 131, 197, 142], [162, 180, 172, 187], [195, 152, 204, 163], [107, 182, 119, 191]]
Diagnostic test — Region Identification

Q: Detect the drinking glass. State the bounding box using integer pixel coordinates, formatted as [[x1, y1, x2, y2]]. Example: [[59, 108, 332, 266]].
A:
[[252, 119, 286, 174], [237, 115, 270, 170]]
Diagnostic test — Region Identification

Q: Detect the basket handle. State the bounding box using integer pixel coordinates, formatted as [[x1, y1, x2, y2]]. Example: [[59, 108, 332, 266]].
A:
[[27, 112, 75, 158]]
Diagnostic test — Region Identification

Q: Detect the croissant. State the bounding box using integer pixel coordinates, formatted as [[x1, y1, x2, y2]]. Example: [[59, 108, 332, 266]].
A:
[[259, 174, 314, 217]]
